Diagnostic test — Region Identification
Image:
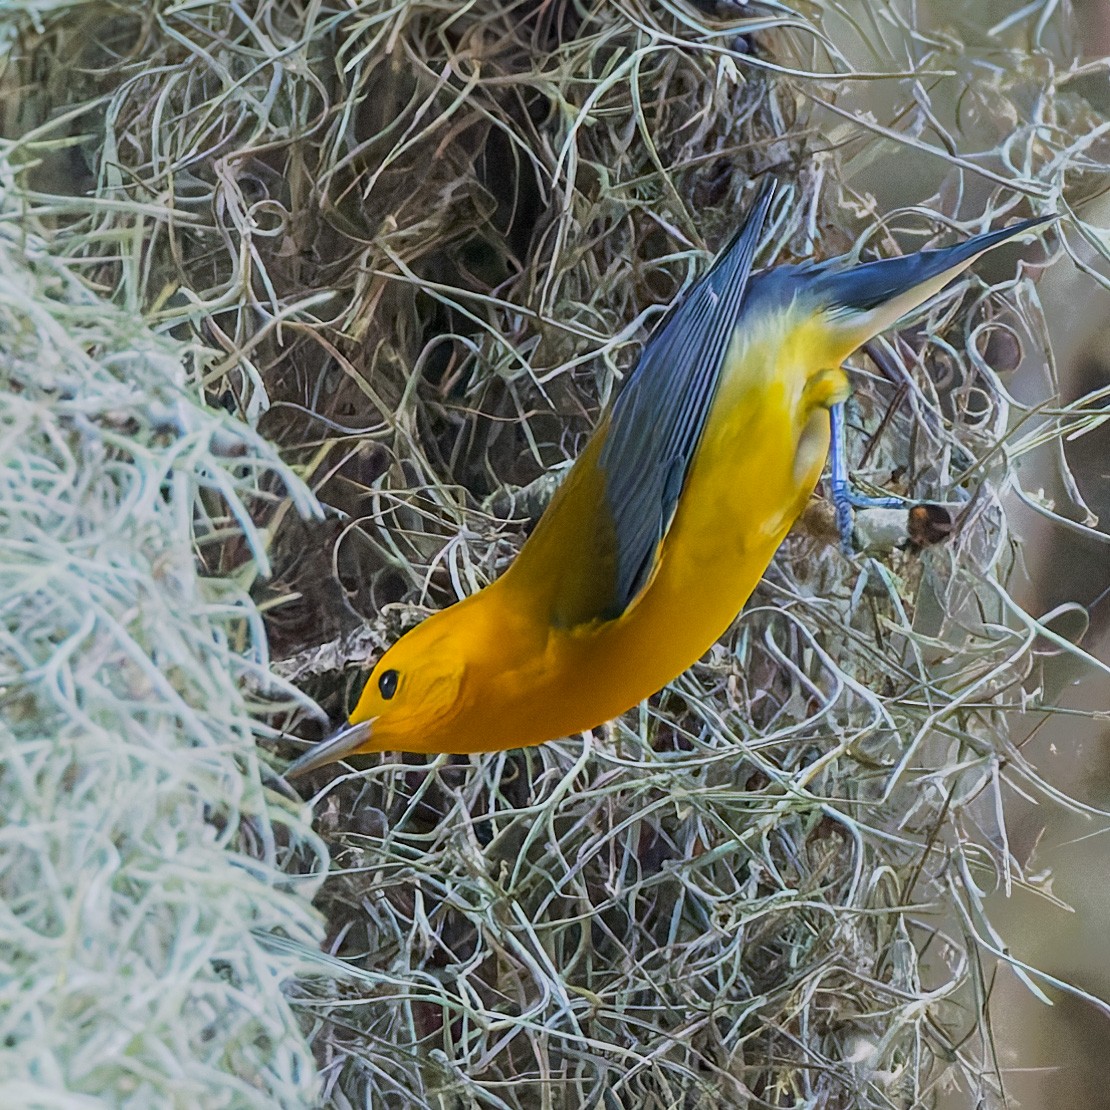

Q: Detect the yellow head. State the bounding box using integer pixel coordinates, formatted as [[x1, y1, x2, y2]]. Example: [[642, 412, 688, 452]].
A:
[[284, 592, 511, 776]]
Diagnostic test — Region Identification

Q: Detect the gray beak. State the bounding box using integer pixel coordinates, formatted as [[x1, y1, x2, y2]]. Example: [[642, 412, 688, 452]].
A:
[[283, 719, 374, 780]]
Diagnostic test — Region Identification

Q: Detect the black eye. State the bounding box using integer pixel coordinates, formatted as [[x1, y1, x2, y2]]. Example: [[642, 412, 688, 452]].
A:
[[378, 669, 399, 699]]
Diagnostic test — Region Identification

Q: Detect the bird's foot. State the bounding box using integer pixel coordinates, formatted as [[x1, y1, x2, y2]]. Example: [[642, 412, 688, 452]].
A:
[[828, 402, 907, 554]]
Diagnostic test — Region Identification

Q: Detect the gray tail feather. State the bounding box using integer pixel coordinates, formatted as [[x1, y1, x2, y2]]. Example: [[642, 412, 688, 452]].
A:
[[815, 213, 1054, 313]]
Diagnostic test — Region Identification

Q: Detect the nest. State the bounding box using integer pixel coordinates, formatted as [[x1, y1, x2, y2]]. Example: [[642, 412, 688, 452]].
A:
[[4, 1, 1108, 1107]]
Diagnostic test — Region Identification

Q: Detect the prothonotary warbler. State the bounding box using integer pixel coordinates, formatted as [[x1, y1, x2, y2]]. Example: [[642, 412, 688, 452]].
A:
[[287, 180, 1051, 775]]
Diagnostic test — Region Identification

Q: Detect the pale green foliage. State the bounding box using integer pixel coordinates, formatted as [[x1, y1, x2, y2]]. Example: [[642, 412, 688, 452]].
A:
[[0, 224, 328, 1105]]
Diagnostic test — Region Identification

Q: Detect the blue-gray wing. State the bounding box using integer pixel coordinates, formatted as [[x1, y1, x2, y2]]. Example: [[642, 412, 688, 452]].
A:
[[597, 179, 776, 616]]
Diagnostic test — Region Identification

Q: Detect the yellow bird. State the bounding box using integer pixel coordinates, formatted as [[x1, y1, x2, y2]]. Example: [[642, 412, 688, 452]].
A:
[[287, 181, 1049, 774]]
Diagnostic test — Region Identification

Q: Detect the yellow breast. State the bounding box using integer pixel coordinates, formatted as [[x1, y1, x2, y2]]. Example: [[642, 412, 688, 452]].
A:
[[456, 310, 849, 752]]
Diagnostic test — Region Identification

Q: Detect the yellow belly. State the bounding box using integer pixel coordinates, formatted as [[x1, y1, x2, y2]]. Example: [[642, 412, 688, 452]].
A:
[[456, 319, 849, 752]]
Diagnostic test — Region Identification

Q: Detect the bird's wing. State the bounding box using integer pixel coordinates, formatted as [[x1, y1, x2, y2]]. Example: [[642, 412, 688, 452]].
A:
[[596, 178, 776, 615]]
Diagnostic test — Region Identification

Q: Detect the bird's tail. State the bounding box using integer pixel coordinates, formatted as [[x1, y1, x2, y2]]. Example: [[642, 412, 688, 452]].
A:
[[815, 212, 1054, 350]]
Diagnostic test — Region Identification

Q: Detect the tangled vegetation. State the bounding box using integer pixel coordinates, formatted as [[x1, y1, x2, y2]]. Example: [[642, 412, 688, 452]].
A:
[[2, 0, 1108, 1106]]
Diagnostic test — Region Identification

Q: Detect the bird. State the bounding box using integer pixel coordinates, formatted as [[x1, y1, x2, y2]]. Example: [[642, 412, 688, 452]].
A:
[[286, 180, 1051, 775]]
